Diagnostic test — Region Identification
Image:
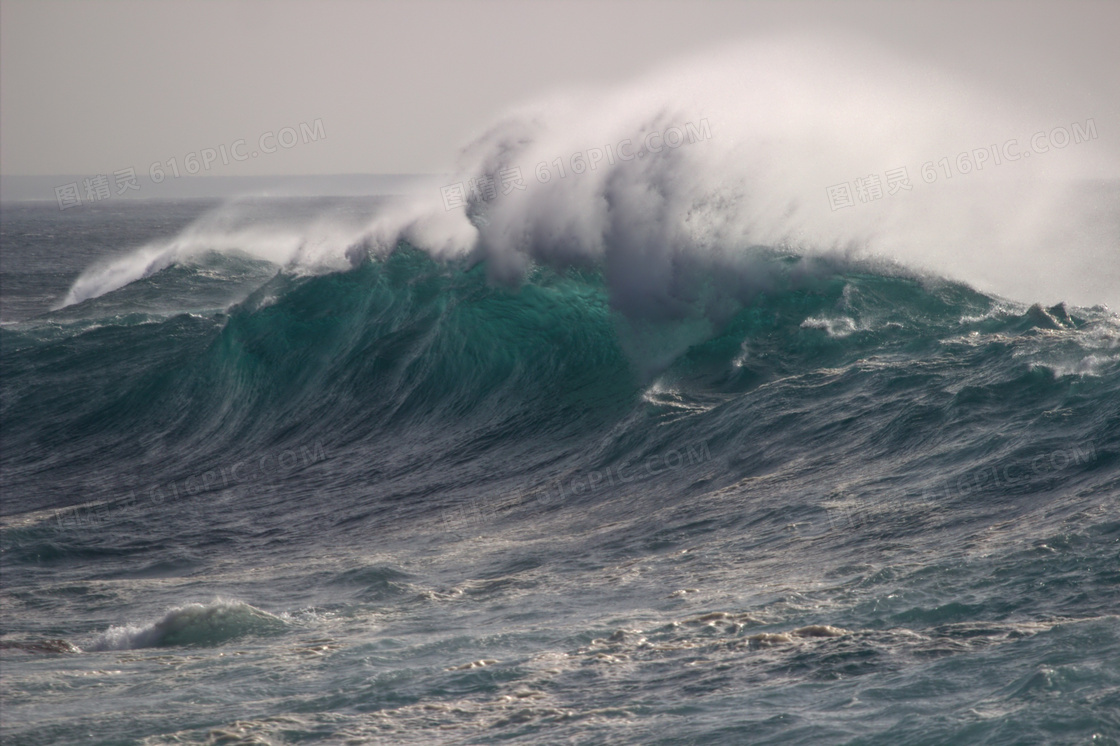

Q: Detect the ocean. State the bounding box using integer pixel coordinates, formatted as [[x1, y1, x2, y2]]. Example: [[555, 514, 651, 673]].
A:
[[0, 188, 1117, 745]]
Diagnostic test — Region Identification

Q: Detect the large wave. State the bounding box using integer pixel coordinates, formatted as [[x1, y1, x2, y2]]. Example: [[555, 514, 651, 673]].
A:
[[6, 245, 1117, 522], [7, 35, 1115, 524]]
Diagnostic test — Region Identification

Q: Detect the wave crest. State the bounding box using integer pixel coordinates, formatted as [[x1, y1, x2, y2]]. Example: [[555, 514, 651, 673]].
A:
[[88, 599, 287, 650]]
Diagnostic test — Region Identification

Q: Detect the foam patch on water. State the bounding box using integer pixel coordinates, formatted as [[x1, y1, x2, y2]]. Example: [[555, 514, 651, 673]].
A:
[[800, 315, 860, 338], [87, 599, 287, 651], [1035, 353, 1120, 378]]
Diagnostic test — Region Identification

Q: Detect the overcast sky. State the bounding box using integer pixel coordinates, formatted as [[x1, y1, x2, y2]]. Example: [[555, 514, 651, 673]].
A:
[[2, 0, 1117, 177]]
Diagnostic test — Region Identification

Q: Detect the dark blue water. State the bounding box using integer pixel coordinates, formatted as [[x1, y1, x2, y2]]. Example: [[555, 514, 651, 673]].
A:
[[1, 199, 1118, 745]]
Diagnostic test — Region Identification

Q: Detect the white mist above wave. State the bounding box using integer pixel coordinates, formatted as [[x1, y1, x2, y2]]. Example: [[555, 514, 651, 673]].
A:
[[58, 203, 364, 308], [61, 36, 1116, 315]]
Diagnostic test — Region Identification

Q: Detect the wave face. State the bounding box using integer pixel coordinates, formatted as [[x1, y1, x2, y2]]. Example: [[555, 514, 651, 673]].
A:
[[2, 39, 1119, 746], [6, 237, 1116, 522]]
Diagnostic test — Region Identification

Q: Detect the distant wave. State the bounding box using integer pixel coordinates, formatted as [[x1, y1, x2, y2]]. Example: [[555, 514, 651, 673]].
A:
[[87, 600, 287, 650]]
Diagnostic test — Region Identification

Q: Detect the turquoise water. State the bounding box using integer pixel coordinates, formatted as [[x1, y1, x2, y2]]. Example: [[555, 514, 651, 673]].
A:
[[1, 201, 1118, 745]]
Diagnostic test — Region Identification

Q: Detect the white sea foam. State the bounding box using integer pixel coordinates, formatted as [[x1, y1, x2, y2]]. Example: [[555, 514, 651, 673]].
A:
[[800, 316, 860, 338]]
